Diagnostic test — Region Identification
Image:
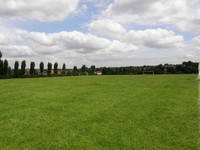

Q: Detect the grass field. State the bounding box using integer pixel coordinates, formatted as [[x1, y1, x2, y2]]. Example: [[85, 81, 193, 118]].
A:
[[0, 75, 199, 149]]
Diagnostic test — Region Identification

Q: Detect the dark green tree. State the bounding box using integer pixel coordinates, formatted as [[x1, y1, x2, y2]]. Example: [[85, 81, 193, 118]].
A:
[[0, 50, 2, 59], [47, 62, 52, 76], [102, 67, 107, 75], [0, 51, 2, 75], [73, 66, 78, 73], [81, 65, 86, 74], [73, 66, 78, 75], [30, 62, 35, 76], [14, 61, 19, 78], [21, 60, 26, 76], [91, 65, 95, 74], [54, 62, 58, 75], [62, 63, 66, 75], [3, 59, 8, 76], [40, 62, 44, 73], [0, 60, 3, 76]]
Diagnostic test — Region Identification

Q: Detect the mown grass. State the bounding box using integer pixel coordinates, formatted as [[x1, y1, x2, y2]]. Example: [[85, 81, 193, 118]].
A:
[[0, 75, 199, 149]]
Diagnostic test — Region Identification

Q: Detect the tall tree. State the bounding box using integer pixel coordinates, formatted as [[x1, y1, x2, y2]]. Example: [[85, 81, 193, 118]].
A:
[[81, 65, 86, 74], [73, 66, 78, 73], [30, 62, 35, 76], [47, 62, 52, 76], [21, 60, 26, 76], [0, 50, 2, 59], [3, 59, 8, 76], [54, 62, 58, 75], [0, 51, 3, 76], [40, 62, 44, 73], [73, 66, 78, 75], [14, 61, 19, 78], [0, 60, 3, 76], [62, 63, 66, 75], [91, 65, 95, 74]]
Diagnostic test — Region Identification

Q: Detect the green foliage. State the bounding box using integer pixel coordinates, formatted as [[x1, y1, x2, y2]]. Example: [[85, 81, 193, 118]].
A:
[[0, 50, 2, 59], [73, 66, 79, 76], [47, 62, 52, 76], [3, 59, 8, 76], [81, 65, 86, 74], [89, 65, 96, 74], [182, 61, 198, 74], [102, 67, 107, 75], [14, 61, 19, 78], [73, 66, 77, 72], [100, 61, 198, 75], [21, 60, 26, 76], [30, 62, 35, 76], [40, 62, 44, 73], [0, 51, 198, 79], [0, 75, 198, 149], [54, 62, 58, 75], [0, 60, 3, 76], [62, 63, 66, 75]]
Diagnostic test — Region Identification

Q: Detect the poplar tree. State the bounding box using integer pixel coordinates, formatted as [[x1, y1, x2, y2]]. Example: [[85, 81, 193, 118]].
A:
[[0, 60, 3, 76], [54, 62, 58, 75], [21, 60, 26, 76], [0, 51, 3, 76], [30, 62, 35, 76], [40, 62, 44, 73], [47, 62, 52, 76], [3, 59, 8, 76], [62, 63, 66, 75], [14, 61, 19, 78]]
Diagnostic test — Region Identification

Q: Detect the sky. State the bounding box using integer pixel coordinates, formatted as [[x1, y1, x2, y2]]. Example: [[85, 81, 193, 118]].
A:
[[0, 0, 199, 68]]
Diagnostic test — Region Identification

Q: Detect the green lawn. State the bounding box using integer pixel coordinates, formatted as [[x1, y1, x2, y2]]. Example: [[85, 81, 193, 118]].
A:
[[0, 75, 199, 149]]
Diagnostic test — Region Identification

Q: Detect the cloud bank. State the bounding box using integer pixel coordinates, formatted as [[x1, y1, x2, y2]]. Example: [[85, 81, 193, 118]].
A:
[[104, 0, 200, 32], [0, 0, 199, 68], [0, 0, 79, 22]]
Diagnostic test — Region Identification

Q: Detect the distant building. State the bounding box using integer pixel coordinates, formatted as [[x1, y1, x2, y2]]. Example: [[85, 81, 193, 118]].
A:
[[94, 71, 102, 75], [51, 70, 62, 75], [58, 70, 62, 75], [51, 70, 54, 75]]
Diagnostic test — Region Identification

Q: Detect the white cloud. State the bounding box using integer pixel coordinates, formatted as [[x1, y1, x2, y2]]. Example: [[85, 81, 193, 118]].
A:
[[1, 45, 35, 57], [0, 33, 9, 45], [192, 35, 200, 45], [0, 0, 79, 22], [0, 0, 199, 67], [89, 19, 184, 49], [0, 26, 138, 67], [189, 36, 200, 59], [89, 19, 126, 37], [0, 24, 191, 68], [104, 0, 200, 32], [121, 28, 184, 49]]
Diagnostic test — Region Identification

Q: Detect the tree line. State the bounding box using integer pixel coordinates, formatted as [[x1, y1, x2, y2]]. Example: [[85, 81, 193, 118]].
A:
[[100, 62, 198, 75], [0, 50, 198, 79], [0, 51, 67, 78]]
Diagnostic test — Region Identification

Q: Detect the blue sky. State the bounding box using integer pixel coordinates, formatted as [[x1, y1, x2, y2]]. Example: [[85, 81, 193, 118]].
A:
[[14, 0, 110, 33], [0, 0, 199, 68]]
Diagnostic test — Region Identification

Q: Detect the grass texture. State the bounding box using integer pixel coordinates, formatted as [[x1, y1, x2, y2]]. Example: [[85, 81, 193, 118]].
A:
[[0, 75, 199, 149]]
